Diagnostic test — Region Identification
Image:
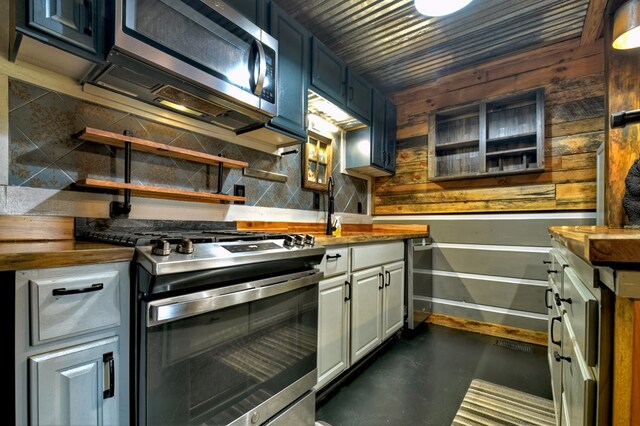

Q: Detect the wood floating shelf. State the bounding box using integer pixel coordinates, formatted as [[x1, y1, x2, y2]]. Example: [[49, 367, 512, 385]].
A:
[[486, 147, 537, 157], [435, 139, 480, 150], [486, 132, 537, 143], [428, 166, 545, 182], [75, 127, 248, 168], [76, 179, 245, 204], [74, 127, 248, 217]]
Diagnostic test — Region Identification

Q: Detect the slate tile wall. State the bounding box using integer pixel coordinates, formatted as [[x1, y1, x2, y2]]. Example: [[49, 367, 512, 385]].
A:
[[8, 79, 368, 213]]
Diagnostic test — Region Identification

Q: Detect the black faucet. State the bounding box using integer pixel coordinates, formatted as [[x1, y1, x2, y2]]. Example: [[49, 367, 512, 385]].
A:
[[326, 176, 334, 235]]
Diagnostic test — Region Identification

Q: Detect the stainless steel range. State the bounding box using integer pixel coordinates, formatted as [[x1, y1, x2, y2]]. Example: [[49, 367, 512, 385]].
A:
[[77, 220, 325, 426]]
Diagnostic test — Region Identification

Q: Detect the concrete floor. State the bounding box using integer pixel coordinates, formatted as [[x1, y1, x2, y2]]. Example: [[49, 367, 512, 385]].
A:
[[315, 323, 552, 426]]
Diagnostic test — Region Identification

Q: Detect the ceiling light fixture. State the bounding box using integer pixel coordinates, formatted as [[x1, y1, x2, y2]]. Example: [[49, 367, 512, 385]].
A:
[[414, 0, 473, 17], [613, 0, 640, 49]]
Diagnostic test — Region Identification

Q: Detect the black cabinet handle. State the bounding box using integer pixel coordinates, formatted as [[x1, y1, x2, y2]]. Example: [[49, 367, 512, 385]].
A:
[[103, 352, 115, 399], [345, 280, 351, 302], [555, 293, 572, 306], [550, 316, 561, 345], [52, 283, 103, 296], [547, 269, 558, 274], [349, 86, 354, 101], [545, 288, 553, 309], [83, 0, 93, 36], [326, 253, 342, 260], [378, 272, 384, 290], [553, 351, 571, 363], [385, 270, 391, 287], [543, 260, 552, 265]]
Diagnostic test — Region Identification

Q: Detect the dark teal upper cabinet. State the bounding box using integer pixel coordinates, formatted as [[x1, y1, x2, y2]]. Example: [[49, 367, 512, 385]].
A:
[[228, 0, 263, 27], [310, 36, 347, 107], [266, 1, 308, 141], [346, 69, 372, 123], [14, 0, 106, 62], [346, 91, 396, 176]]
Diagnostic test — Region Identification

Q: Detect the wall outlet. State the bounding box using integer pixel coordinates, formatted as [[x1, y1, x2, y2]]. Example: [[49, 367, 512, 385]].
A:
[[234, 185, 245, 205], [313, 192, 320, 210]]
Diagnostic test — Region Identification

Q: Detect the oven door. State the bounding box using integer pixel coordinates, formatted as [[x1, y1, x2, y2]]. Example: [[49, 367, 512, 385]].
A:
[[138, 270, 319, 426]]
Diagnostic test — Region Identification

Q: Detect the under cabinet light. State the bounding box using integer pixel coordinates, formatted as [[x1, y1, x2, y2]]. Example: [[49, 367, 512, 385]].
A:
[[156, 99, 205, 117]]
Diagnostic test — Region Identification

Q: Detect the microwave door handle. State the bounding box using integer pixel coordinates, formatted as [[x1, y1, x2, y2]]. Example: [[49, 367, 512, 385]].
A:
[[250, 39, 267, 97]]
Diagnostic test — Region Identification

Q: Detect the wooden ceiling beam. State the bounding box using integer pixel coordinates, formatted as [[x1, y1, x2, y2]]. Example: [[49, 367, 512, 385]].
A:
[[581, 0, 608, 45]]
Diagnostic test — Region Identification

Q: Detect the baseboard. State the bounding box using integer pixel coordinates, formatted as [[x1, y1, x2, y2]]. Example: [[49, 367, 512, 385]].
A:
[[426, 313, 547, 346]]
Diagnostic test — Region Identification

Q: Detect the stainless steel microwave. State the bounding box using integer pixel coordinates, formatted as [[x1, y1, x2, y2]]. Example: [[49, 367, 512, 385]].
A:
[[86, 0, 278, 132]]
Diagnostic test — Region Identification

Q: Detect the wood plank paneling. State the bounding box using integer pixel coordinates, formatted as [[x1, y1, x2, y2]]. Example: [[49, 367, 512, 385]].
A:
[[376, 39, 604, 215], [0, 216, 74, 241]]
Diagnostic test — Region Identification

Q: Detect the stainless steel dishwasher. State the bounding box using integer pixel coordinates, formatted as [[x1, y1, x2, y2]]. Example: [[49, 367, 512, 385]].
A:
[[406, 237, 433, 329]]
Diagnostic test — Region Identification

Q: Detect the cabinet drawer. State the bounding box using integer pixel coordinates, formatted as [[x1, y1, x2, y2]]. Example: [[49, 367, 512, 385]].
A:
[[30, 271, 122, 345], [319, 246, 349, 278], [563, 267, 598, 367], [561, 323, 596, 426], [351, 241, 404, 271]]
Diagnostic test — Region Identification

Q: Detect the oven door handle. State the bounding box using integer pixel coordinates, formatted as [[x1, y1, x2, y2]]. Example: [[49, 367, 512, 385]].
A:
[[147, 271, 320, 326]]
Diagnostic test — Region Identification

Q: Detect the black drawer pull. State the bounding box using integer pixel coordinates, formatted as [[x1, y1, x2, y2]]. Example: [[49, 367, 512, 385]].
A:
[[103, 352, 115, 399], [378, 272, 384, 289], [52, 283, 103, 296], [554, 293, 572, 306], [547, 269, 558, 274], [345, 280, 351, 302], [543, 260, 552, 265], [550, 316, 561, 345], [545, 288, 553, 309], [326, 253, 342, 260], [385, 270, 391, 287], [553, 351, 571, 363]]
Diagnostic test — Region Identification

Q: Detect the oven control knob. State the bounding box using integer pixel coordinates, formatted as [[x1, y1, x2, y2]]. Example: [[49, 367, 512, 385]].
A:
[[176, 238, 194, 254], [304, 234, 315, 246], [250, 411, 260, 424], [294, 234, 305, 246], [283, 235, 295, 248], [151, 239, 172, 256]]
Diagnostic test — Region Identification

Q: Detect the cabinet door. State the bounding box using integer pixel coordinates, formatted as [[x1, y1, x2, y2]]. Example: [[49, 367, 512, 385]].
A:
[[229, 0, 262, 26], [25, 0, 104, 59], [350, 267, 383, 364], [384, 100, 397, 173], [316, 274, 350, 390], [311, 36, 346, 106], [561, 321, 596, 426], [29, 337, 119, 426], [346, 69, 371, 123], [370, 90, 386, 170], [268, 2, 308, 140], [382, 261, 405, 340]]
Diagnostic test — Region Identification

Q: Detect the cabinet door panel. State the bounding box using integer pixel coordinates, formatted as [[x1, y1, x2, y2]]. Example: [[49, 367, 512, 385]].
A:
[[317, 275, 349, 390], [311, 37, 346, 106], [228, 0, 261, 26], [370, 90, 386, 169], [269, 2, 308, 139], [351, 267, 382, 364], [562, 322, 595, 426], [29, 337, 119, 426], [383, 261, 404, 339], [30, 0, 101, 54], [347, 70, 371, 122], [384, 101, 397, 173]]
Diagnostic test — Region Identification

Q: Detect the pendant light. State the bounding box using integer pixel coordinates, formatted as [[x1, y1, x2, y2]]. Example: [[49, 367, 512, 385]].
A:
[[414, 0, 473, 17], [613, 0, 640, 49]]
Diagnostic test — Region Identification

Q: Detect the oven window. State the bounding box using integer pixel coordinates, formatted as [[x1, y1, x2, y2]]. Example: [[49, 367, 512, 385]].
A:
[[144, 285, 318, 425]]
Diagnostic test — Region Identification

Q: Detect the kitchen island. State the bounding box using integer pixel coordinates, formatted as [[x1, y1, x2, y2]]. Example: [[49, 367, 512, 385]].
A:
[[547, 225, 640, 425]]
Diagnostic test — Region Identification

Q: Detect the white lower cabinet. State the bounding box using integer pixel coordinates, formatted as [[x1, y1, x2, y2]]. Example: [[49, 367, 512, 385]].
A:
[[316, 240, 406, 391], [29, 337, 120, 426], [316, 274, 350, 390], [15, 262, 130, 426], [350, 267, 384, 364]]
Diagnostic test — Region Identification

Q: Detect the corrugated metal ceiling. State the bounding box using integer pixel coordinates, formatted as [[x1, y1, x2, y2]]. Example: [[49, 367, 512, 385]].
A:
[[273, 0, 592, 95]]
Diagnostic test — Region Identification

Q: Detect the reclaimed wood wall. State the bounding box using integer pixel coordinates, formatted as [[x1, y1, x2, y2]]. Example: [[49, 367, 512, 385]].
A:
[[375, 38, 605, 215]]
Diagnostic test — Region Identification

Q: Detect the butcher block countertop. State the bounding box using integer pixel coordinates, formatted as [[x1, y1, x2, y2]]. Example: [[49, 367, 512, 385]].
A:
[[548, 225, 640, 265], [0, 217, 427, 271]]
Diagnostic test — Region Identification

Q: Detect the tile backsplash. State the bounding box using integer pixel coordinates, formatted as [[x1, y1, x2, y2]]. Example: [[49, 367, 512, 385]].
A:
[[8, 79, 368, 213]]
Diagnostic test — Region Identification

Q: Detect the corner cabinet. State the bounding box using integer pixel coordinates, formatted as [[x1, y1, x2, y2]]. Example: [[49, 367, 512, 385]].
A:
[[14, 262, 130, 426], [13, 0, 106, 62], [429, 88, 544, 181], [345, 93, 397, 176]]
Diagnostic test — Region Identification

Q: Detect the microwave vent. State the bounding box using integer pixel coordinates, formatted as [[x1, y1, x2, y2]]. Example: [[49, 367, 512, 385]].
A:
[[154, 85, 228, 117]]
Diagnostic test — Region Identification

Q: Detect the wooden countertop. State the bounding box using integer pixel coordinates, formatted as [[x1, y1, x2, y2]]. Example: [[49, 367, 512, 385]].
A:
[[0, 241, 135, 271], [314, 231, 430, 246], [548, 225, 640, 265]]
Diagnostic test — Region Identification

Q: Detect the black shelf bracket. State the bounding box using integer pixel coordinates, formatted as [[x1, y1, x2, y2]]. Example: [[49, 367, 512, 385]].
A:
[[109, 130, 133, 218], [212, 153, 225, 194], [611, 109, 640, 128]]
